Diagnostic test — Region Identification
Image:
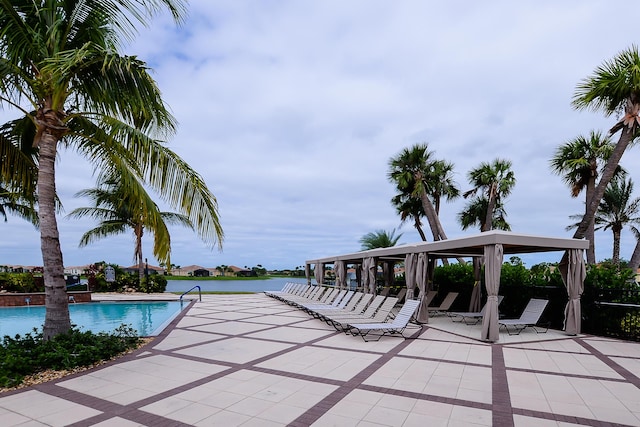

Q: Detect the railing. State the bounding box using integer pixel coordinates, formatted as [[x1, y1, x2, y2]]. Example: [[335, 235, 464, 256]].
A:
[[180, 285, 201, 302]]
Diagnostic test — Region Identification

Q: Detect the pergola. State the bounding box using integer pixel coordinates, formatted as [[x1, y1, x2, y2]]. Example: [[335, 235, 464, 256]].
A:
[[306, 230, 589, 342]]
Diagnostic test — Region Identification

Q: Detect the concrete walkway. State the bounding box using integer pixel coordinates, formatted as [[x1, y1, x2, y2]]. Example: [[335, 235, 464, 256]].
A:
[[1, 293, 640, 426]]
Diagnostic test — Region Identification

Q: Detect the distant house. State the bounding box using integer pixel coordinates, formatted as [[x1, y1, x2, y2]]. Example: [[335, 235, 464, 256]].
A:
[[229, 265, 256, 277], [192, 268, 210, 277], [64, 265, 90, 276], [123, 263, 164, 275], [170, 265, 219, 277]]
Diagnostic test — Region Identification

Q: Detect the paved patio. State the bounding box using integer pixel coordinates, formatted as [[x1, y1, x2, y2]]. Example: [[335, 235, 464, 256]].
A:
[[1, 293, 640, 426]]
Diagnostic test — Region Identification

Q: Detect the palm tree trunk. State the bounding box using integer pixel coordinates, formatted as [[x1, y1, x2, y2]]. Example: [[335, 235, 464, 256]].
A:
[[136, 226, 144, 283], [413, 216, 427, 241], [612, 228, 621, 268], [419, 191, 445, 240], [574, 126, 635, 239], [39, 133, 70, 340], [585, 179, 597, 264], [628, 237, 640, 273], [483, 183, 497, 232]]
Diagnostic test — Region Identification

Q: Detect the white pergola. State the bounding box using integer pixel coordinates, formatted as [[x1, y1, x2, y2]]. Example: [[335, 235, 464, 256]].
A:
[[306, 230, 589, 342]]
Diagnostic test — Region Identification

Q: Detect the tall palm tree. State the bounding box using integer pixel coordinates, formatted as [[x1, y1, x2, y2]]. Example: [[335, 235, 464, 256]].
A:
[[458, 196, 511, 232], [67, 174, 193, 283], [571, 45, 640, 240], [0, 1, 224, 339], [550, 131, 615, 263], [359, 229, 403, 250], [388, 144, 450, 241], [593, 176, 640, 267], [462, 159, 516, 232]]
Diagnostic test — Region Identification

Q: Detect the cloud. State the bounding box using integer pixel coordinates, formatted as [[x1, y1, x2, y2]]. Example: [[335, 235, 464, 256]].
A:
[[2, 1, 640, 270]]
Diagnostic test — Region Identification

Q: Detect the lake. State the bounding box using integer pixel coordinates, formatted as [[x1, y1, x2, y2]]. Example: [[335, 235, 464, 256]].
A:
[[164, 277, 310, 293]]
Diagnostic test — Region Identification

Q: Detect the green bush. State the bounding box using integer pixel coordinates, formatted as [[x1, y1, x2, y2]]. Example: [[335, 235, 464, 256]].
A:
[[0, 325, 141, 388], [139, 274, 167, 293], [0, 272, 41, 293]]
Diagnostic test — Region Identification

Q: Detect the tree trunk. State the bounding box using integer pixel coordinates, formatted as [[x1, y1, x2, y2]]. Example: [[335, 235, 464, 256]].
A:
[[628, 237, 640, 273], [584, 178, 597, 264], [574, 125, 635, 239], [612, 228, 621, 268], [483, 183, 497, 232], [413, 216, 427, 241], [39, 130, 70, 340], [419, 191, 445, 241], [136, 225, 144, 283]]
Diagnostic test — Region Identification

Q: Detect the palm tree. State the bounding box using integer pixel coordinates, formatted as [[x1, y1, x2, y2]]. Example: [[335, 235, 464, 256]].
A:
[[67, 174, 193, 283], [0, 1, 224, 340], [571, 45, 640, 240], [593, 176, 640, 267], [458, 196, 511, 232], [388, 144, 451, 241], [359, 229, 403, 250], [462, 159, 516, 232], [550, 131, 615, 263]]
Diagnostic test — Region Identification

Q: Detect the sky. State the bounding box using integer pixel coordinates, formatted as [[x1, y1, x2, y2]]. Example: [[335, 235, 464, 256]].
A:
[[2, 1, 640, 270]]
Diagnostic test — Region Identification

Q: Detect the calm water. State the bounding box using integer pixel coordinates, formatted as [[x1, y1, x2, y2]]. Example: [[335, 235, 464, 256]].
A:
[[0, 301, 186, 340], [165, 277, 308, 293]]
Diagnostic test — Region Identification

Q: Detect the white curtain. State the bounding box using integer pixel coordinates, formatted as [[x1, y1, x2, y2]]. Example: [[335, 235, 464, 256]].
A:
[[481, 244, 503, 342], [416, 252, 430, 323], [559, 249, 586, 335]]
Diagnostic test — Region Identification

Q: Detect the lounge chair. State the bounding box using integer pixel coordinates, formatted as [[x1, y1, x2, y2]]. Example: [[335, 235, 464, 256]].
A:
[[427, 292, 459, 315], [279, 285, 323, 305], [300, 289, 348, 312], [324, 295, 389, 331], [330, 297, 398, 332], [346, 299, 422, 341], [317, 293, 374, 323], [313, 292, 365, 317], [449, 295, 504, 325], [499, 298, 549, 335], [305, 291, 355, 316]]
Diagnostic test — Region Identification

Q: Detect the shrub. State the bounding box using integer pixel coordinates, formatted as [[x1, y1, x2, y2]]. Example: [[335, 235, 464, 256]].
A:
[[139, 275, 167, 293], [0, 273, 41, 293], [0, 325, 141, 388]]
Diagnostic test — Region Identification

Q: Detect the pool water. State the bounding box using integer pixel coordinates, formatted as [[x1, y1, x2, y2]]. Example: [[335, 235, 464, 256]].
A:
[[0, 301, 186, 340]]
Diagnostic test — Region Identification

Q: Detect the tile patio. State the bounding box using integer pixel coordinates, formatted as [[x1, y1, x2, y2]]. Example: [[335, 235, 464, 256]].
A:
[[1, 293, 640, 426]]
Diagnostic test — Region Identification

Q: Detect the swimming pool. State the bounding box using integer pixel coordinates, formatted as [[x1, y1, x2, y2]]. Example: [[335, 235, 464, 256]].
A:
[[0, 301, 186, 340]]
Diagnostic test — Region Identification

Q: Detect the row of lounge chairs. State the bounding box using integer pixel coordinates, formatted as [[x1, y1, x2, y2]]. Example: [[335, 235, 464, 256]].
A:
[[266, 284, 549, 339], [265, 284, 421, 341]]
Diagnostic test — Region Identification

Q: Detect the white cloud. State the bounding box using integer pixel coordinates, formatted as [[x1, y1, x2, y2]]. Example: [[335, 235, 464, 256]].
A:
[[2, 1, 640, 269]]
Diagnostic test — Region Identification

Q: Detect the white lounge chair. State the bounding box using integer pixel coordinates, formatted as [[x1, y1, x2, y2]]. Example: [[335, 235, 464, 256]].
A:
[[346, 299, 421, 341], [499, 298, 549, 335]]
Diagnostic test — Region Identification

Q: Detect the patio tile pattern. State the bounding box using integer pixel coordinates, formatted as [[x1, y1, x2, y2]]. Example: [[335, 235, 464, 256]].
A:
[[1, 293, 640, 426]]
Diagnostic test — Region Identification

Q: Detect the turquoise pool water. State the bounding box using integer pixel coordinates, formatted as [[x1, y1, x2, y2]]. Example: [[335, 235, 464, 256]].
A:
[[0, 301, 186, 340]]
